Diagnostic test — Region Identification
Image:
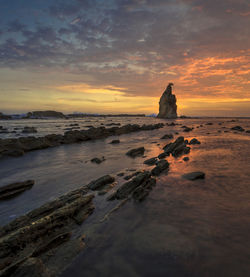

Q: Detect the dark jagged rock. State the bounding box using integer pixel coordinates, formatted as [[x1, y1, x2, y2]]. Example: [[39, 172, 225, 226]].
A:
[[231, 126, 245, 132], [0, 186, 94, 276], [22, 127, 37, 133], [88, 175, 115, 190], [189, 138, 201, 145], [151, 160, 169, 176], [0, 180, 34, 200], [0, 123, 164, 159], [108, 171, 156, 201], [157, 83, 177, 119], [109, 139, 120, 144], [183, 157, 189, 161], [143, 157, 158, 165], [182, 171, 205, 180], [163, 136, 190, 157], [161, 134, 173, 139], [126, 147, 145, 158]]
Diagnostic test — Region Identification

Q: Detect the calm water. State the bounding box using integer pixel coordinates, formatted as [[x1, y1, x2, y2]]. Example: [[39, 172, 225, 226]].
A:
[[0, 117, 250, 277]]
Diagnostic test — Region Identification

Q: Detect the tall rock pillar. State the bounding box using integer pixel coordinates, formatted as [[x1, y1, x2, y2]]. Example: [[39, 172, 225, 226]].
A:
[[157, 83, 177, 119]]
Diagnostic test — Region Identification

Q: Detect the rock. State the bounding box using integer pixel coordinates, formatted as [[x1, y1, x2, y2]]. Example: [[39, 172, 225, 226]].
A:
[[246, 130, 250, 133], [126, 147, 145, 157], [189, 138, 201, 145], [231, 126, 245, 132], [161, 134, 173, 139], [117, 172, 124, 177], [0, 123, 164, 159], [124, 171, 142, 180], [109, 139, 120, 144], [183, 157, 189, 161], [0, 112, 11, 120], [12, 257, 50, 277], [151, 160, 169, 176], [106, 123, 121, 126], [88, 175, 115, 190], [91, 157, 105, 164], [183, 127, 192, 132], [108, 171, 155, 201], [143, 157, 158, 165], [206, 122, 213, 125], [26, 110, 65, 119], [0, 187, 94, 276], [157, 83, 177, 119], [182, 171, 205, 180], [163, 136, 190, 157], [22, 127, 37, 133], [0, 180, 35, 200], [69, 123, 79, 126], [158, 152, 168, 159]]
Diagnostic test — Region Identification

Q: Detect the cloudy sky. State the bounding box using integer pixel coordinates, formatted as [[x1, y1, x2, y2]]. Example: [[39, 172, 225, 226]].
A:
[[0, 0, 249, 116]]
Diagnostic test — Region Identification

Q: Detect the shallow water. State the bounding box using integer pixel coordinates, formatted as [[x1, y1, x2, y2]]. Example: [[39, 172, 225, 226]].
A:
[[0, 117, 250, 276]]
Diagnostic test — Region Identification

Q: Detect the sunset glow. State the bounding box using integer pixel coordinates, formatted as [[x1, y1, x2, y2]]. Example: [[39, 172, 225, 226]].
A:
[[0, 0, 249, 116]]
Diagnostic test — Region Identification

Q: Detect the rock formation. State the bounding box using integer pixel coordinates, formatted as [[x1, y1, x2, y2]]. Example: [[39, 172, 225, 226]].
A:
[[26, 110, 66, 119], [157, 83, 177, 118]]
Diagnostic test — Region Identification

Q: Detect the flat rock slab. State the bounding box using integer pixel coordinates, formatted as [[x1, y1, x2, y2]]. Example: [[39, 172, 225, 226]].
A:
[[0, 180, 35, 200], [182, 171, 205, 180]]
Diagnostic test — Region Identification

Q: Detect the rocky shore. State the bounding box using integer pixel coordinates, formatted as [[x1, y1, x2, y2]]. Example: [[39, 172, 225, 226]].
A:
[[0, 123, 164, 159]]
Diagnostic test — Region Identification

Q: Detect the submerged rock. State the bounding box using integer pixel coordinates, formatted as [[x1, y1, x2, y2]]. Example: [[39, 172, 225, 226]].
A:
[[126, 147, 145, 158], [182, 171, 205, 180], [88, 175, 115, 190], [157, 83, 177, 119], [0, 180, 35, 200]]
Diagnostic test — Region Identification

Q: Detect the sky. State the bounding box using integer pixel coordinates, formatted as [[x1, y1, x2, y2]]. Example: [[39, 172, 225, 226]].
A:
[[0, 0, 249, 116]]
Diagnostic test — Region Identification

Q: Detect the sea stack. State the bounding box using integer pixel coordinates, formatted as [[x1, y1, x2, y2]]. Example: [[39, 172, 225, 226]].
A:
[[157, 83, 177, 119]]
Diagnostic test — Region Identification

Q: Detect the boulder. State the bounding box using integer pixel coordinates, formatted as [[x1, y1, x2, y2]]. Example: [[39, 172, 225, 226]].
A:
[[157, 83, 177, 119], [91, 157, 105, 164]]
